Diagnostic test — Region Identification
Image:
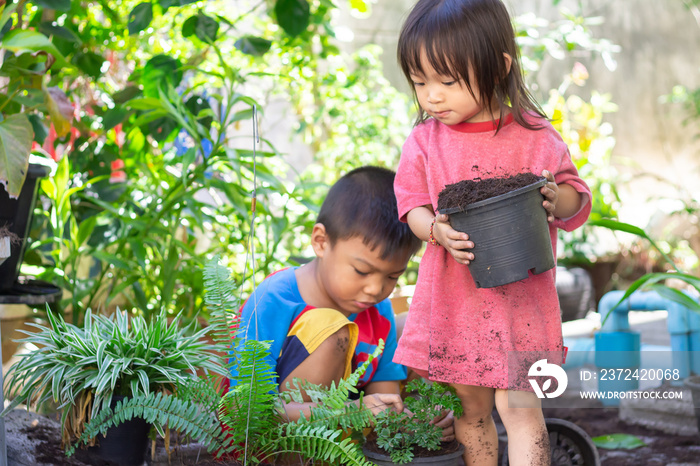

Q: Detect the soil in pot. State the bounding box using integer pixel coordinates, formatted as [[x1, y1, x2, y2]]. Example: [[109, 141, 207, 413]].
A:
[[437, 173, 553, 288], [437, 173, 544, 211]]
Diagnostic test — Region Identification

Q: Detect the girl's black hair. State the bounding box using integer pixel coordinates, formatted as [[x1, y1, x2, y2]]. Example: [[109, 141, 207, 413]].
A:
[[317, 166, 422, 260], [398, 0, 546, 131]]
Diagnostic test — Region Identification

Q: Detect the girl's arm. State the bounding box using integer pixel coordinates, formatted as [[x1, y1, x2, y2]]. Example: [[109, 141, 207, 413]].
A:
[[541, 170, 584, 222], [406, 205, 474, 265]]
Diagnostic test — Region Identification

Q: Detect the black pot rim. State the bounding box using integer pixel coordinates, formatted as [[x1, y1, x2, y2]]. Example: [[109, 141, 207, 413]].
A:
[[363, 443, 465, 464], [439, 178, 547, 215]]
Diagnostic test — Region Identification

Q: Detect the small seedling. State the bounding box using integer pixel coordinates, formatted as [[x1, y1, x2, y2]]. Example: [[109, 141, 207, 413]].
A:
[[372, 379, 464, 464]]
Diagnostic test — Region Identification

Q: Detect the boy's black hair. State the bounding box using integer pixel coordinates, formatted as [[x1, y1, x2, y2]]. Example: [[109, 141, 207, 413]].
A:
[[317, 166, 422, 260]]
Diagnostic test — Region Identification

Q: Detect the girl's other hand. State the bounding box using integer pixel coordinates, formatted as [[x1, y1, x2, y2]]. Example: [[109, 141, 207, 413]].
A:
[[430, 408, 456, 442], [362, 393, 404, 415], [433, 213, 474, 265], [540, 170, 559, 223]]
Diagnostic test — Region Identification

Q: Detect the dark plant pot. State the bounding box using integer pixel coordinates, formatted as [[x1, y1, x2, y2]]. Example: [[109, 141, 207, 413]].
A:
[[501, 418, 600, 466], [88, 396, 151, 466], [363, 443, 464, 466], [683, 375, 700, 433], [439, 179, 554, 288], [0, 163, 51, 292]]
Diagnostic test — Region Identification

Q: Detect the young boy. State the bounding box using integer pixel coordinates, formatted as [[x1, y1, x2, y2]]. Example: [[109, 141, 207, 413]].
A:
[[232, 166, 422, 420]]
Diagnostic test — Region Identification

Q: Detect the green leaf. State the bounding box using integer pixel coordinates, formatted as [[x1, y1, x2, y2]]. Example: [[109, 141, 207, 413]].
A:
[[76, 216, 98, 247], [141, 55, 182, 98], [234, 36, 272, 56], [0, 114, 34, 199], [31, 0, 71, 11], [28, 114, 49, 145], [182, 14, 219, 42], [128, 97, 165, 111], [38, 22, 81, 43], [1, 29, 68, 68], [128, 3, 154, 35], [592, 433, 646, 449], [93, 250, 131, 271], [72, 51, 106, 78], [102, 106, 131, 131], [274, 0, 310, 37], [112, 86, 142, 105], [159, 0, 199, 9], [0, 3, 17, 33]]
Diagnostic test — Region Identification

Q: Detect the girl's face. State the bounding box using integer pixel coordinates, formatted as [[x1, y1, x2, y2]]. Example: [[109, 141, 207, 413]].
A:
[[410, 50, 497, 125]]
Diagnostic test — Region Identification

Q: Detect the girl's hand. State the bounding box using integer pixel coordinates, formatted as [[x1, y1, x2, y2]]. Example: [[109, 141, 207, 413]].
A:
[[432, 213, 474, 265], [362, 393, 404, 416], [540, 170, 559, 223], [430, 409, 456, 442]]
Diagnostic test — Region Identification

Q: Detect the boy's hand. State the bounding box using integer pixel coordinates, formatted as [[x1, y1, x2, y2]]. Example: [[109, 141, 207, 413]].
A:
[[432, 213, 474, 265], [540, 170, 559, 223], [362, 393, 403, 415]]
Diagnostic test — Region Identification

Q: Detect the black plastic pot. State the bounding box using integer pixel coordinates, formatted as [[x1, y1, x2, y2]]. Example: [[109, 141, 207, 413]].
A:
[[439, 179, 554, 288], [0, 163, 51, 292], [88, 396, 151, 466], [684, 375, 700, 433], [363, 443, 464, 466]]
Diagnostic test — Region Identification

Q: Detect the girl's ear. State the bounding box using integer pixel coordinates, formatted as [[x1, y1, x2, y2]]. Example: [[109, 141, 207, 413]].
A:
[[310, 223, 330, 258], [503, 53, 513, 76]]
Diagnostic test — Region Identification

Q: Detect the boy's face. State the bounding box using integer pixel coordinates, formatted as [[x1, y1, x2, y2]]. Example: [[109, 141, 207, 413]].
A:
[[311, 227, 411, 317]]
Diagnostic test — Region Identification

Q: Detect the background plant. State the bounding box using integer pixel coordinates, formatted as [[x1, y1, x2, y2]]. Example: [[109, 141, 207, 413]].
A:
[[2, 0, 414, 322], [514, 7, 623, 267]]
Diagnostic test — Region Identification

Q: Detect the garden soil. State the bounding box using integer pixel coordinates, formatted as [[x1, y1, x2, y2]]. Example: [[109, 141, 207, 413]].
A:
[[7, 407, 699, 465], [437, 172, 544, 211]]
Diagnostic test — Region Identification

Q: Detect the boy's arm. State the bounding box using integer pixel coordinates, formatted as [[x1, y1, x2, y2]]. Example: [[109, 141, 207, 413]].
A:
[[280, 391, 403, 422]]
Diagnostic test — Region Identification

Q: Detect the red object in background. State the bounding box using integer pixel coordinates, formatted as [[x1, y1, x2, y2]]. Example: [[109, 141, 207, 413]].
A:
[[109, 158, 127, 183]]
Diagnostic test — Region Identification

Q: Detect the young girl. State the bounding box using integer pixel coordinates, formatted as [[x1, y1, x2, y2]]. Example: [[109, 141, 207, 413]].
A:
[[393, 0, 591, 465]]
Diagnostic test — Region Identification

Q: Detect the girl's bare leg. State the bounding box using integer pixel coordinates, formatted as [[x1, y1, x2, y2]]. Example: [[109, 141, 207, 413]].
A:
[[495, 389, 549, 466], [451, 384, 498, 466]]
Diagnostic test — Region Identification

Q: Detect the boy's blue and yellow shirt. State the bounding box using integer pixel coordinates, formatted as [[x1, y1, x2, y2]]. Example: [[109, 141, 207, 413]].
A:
[[230, 267, 407, 389]]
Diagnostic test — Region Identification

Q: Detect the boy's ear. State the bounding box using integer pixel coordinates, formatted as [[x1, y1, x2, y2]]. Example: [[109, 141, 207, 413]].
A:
[[310, 223, 330, 258]]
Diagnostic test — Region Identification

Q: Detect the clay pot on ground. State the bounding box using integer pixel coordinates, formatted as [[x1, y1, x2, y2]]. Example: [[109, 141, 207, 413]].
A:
[[439, 177, 554, 288]]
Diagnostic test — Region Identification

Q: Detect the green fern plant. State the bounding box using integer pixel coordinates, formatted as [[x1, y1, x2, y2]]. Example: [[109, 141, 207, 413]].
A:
[[62, 258, 384, 465]]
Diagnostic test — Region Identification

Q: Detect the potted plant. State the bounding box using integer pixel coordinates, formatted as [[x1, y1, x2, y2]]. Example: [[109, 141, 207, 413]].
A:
[[363, 378, 464, 465], [438, 173, 553, 288], [60, 259, 381, 465], [1, 307, 225, 465]]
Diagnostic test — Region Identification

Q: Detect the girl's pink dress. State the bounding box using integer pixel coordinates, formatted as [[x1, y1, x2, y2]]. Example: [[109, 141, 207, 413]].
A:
[[393, 115, 591, 389]]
